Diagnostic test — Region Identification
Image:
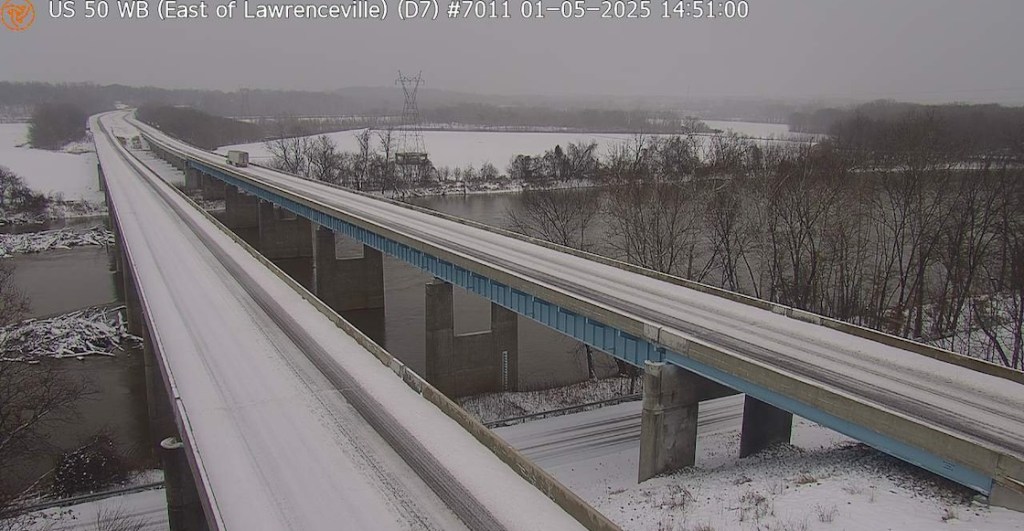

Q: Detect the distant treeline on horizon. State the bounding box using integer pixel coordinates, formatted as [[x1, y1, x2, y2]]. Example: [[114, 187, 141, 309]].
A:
[[2, 83, 1022, 155], [789, 99, 1024, 155], [0, 82, 698, 134]]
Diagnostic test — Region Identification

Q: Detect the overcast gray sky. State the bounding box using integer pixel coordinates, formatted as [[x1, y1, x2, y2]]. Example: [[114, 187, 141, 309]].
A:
[[2, 0, 1022, 103]]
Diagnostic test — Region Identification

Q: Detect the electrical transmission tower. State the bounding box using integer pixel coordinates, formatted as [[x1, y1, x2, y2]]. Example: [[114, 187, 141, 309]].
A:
[[394, 71, 430, 187]]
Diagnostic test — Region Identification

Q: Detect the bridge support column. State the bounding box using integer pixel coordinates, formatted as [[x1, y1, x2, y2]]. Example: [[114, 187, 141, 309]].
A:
[[142, 325, 176, 457], [122, 258, 144, 338], [223, 185, 260, 247], [312, 226, 386, 345], [97, 162, 105, 192], [638, 361, 738, 482], [425, 280, 518, 398], [739, 396, 793, 457], [991, 479, 1024, 511], [184, 165, 201, 191], [200, 173, 225, 200], [161, 437, 210, 531], [258, 201, 314, 290]]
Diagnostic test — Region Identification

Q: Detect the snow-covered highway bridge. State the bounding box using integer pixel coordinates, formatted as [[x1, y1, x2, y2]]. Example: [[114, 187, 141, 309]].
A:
[[106, 106, 1024, 522], [92, 112, 607, 530]]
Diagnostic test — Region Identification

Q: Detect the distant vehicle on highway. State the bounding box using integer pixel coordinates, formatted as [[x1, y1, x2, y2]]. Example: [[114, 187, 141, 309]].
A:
[[227, 150, 249, 167]]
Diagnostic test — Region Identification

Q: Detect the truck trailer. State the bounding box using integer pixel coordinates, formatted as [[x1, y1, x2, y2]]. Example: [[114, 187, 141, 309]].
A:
[[226, 150, 250, 167]]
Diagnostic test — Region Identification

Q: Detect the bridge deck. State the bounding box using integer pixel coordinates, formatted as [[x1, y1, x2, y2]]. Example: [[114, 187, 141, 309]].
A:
[[95, 113, 586, 530]]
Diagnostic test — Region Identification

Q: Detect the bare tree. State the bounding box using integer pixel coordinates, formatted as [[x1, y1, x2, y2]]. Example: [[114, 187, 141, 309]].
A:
[[505, 185, 600, 252], [352, 129, 375, 191], [605, 181, 708, 279], [973, 226, 1024, 370], [0, 263, 27, 325], [601, 134, 649, 184], [375, 129, 397, 195], [0, 277, 102, 516], [306, 135, 341, 184], [93, 506, 149, 531], [265, 120, 312, 176], [0, 263, 90, 519]]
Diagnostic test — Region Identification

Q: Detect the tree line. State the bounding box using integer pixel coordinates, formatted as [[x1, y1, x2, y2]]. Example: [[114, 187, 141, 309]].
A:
[[789, 100, 1024, 158], [136, 105, 264, 150]]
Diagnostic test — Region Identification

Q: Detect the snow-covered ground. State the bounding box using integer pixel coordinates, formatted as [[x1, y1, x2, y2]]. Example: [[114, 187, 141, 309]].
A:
[[24, 487, 168, 531], [498, 398, 1024, 530], [703, 120, 799, 139], [0, 124, 102, 203], [18, 470, 165, 531]]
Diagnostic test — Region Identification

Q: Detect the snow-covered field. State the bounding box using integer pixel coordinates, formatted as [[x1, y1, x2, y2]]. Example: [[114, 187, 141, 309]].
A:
[[220, 121, 812, 172], [0, 124, 102, 203], [703, 120, 796, 138], [498, 399, 1024, 531], [24, 487, 168, 531]]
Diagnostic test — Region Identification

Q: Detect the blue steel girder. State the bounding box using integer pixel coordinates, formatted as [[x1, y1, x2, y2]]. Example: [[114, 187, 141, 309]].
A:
[[187, 159, 994, 496]]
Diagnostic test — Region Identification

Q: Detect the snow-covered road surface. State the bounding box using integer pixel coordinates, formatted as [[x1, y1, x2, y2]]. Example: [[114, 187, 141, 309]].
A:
[[95, 112, 586, 530], [497, 395, 743, 469]]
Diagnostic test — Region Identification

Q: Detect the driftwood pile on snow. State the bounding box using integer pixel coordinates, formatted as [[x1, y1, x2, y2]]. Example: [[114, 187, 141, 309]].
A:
[[0, 306, 141, 362], [0, 226, 114, 257]]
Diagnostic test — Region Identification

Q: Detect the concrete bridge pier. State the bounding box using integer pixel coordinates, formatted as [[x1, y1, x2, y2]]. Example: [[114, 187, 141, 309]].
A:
[[223, 185, 261, 247], [142, 325, 177, 457], [740, 396, 793, 457], [991, 479, 1024, 511], [184, 165, 202, 191], [161, 437, 211, 531], [121, 257, 144, 338], [638, 361, 738, 482], [199, 172, 225, 201], [425, 280, 519, 398], [312, 226, 386, 345], [258, 200, 314, 291]]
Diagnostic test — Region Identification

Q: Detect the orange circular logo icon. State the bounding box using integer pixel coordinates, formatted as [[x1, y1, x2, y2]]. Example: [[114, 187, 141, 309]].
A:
[[2, 0, 35, 32]]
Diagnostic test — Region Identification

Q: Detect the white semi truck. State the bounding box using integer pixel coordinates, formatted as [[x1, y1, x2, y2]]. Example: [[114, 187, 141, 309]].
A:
[[226, 150, 250, 167]]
